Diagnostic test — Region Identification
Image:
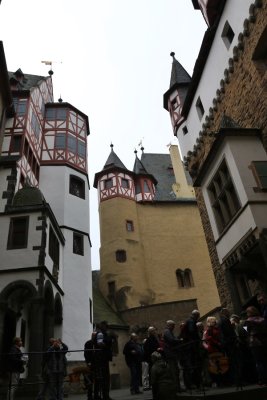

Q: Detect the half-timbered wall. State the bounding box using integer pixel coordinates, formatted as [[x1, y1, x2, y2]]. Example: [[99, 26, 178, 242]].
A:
[[99, 172, 135, 201], [42, 106, 88, 173]]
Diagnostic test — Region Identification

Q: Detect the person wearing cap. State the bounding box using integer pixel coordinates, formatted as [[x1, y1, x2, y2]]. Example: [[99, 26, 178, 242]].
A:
[[163, 320, 182, 393]]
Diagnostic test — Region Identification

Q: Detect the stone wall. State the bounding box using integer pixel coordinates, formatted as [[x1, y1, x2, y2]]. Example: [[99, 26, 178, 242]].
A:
[[186, 0, 267, 310]]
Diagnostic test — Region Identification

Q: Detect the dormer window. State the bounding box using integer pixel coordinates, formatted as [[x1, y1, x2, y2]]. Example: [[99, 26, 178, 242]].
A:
[[221, 21, 235, 49]]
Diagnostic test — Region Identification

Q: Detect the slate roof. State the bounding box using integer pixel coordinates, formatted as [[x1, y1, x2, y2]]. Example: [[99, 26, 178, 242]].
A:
[[92, 271, 128, 328], [169, 52, 191, 88], [103, 146, 127, 171], [141, 153, 193, 202], [8, 69, 46, 91]]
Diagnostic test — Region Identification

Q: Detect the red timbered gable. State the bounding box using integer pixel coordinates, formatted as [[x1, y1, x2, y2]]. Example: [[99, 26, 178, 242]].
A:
[[99, 172, 135, 201]]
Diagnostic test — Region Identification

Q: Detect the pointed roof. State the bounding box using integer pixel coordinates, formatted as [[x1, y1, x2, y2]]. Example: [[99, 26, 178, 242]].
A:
[[103, 144, 127, 170], [93, 144, 131, 188], [133, 150, 149, 175], [169, 52, 191, 88], [163, 53, 191, 110]]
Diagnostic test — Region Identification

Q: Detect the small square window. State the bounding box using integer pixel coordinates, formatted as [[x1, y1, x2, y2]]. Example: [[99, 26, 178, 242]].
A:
[[7, 217, 29, 249], [116, 249, 126, 263], [104, 178, 113, 189], [73, 232, 84, 256], [196, 97, 205, 120], [222, 21, 235, 49], [70, 175, 85, 199], [126, 220, 134, 232]]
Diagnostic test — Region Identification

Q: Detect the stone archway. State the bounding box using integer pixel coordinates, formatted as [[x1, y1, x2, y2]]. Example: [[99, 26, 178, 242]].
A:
[[0, 280, 37, 375]]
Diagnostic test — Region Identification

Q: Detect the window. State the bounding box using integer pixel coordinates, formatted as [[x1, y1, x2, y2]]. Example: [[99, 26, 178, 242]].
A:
[[182, 126, 188, 135], [116, 249, 126, 263], [221, 21, 235, 49], [143, 180, 150, 192], [31, 113, 40, 138], [46, 108, 67, 120], [104, 178, 113, 189], [67, 135, 76, 153], [208, 159, 241, 233], [196, 97, 205, 120], [49, 226, 59, 267], [176, 268, 193, 288], [55, 133, 66, 149], [89, 298, 92, 324], [11, 135, 22, 152], [251, 161, 267, 189], [13, 98, 27, 116], [78, 140, 86, 158], [7, 217, 29, 249], [70, 175, 85, 199], [73, 232, 84, 255], [121, 178, 129, 189], [126, 220, 134, 232]]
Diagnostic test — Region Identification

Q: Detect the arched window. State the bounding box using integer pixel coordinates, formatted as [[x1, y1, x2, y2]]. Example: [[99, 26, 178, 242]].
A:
[[184, 269, 194, 287], [176, 268, 194, 288], [176, 269, 184, 288]]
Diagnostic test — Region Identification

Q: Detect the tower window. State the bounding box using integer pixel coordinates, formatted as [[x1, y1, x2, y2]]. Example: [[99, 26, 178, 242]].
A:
[[121, 178, 129, 189], [196, 97, 205, 120], [252, 26, 267, 76], [7, 216, 29, 249], [221, 21, 235, 49], [104, 178, 113, 189], [73, 232, 84, 256], [116, 250, 127, 263], [31, 112, 40, 138], [55, 133, 66, 149], [46, 107, 67, 120], [126, 220, 134, 232], [70, 175, 85, 199]]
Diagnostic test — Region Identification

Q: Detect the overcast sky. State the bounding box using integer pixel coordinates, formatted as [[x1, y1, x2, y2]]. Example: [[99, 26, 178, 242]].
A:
[[0, 0, 206, 269]]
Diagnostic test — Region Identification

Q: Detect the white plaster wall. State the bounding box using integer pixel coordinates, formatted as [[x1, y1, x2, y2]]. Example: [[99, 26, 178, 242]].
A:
[[177, 0, 252, 158], [61, 228, 92, 361], [40, 165, 90, 233], [202, 136, 267, 262], [0, 213, 41, 268]]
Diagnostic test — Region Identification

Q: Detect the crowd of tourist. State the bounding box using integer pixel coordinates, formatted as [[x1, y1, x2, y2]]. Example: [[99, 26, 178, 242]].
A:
[[5, 293, 267, 400], [122, 293, 267, 399]]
